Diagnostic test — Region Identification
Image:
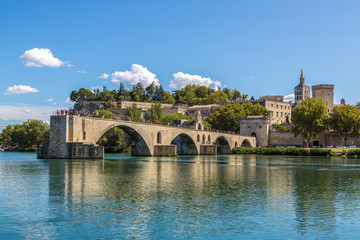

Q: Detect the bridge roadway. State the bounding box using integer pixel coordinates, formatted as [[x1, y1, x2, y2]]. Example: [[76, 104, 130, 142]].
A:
[[38, 115, 256, 159]]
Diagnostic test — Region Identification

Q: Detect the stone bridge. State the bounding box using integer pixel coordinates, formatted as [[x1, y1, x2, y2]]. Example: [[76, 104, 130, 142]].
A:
[[38, 115, 256, 159]]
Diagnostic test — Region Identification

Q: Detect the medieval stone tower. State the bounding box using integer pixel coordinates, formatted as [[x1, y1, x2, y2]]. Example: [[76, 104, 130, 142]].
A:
[[312, 84, 334, 113], [294, 69, 310, 105]]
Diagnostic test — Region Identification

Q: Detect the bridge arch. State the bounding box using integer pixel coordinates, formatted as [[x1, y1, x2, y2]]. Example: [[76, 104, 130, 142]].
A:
[[171, 133, 198, 155], [215, 136, 232, 154], [241, 139, 252, 147], [96, 124, 152, 156]]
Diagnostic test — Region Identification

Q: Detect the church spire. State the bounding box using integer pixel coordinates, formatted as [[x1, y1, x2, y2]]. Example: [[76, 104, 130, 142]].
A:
[[300, 68, 304, 84]]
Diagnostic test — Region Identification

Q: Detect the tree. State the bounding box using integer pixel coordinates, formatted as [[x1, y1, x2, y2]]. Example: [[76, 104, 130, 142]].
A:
[[145, 82, 155, 100], [173, 84, 215, 105], [233, 89, 241, 100], [131, 83, 146, 102], [153, 85, 165, 101], [329, 104, 360, 145], [70, 88, 95, 110], [97, 127, 128, 153], [203, 91, 228, 104], [0, 120, 49, 150], [206, 103, 267, 133], [148, 102, 164, 121], [162, 91, 176, 104], [291, 98, 328, 147], [126, 103, 142, 121], [118, 82, 131, 100]]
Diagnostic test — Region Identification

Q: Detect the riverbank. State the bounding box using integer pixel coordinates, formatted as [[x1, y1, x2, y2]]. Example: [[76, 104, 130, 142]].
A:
[[233, 147, 335, 156], [233, 147, 360, 157]]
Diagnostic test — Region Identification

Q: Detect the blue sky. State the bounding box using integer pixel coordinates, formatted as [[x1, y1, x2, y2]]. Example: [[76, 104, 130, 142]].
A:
[[1, 0, 360, 127]]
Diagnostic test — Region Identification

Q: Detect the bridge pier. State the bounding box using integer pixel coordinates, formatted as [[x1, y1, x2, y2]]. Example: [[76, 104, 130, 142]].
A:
[[200, 145, 217, 155], [153, 145, 177, 156]]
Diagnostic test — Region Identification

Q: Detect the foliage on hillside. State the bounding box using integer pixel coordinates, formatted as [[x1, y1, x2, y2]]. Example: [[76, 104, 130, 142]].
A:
[[206, 103, 267, 133], [91, 109, 111, 119], [173, 85, 240, 105], [70, 84, 241, 110], [159, 113, 195, 126], [0, 120, 49, 151]]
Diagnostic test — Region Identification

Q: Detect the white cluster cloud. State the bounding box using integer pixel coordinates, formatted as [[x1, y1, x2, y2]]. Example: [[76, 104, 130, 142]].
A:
[[77, 70, 87, 74], [284, 93, 295, 102], [169, 72, 221, 90], [46, 98, 54, 102], [111, 64, 159, 87], [19, 48, 66, 67], [65, 97, 74, 105], [5, 85, 39, 95], [97, 73, 109, 79]]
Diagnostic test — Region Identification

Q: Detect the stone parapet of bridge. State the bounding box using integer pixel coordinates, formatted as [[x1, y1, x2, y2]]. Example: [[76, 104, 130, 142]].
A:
[[38, 115, 256, 159]]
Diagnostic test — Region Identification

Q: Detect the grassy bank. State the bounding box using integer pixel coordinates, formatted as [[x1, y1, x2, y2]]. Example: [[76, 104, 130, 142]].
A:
[[340, 149, 360, 158], [232, 147, 335, 156]]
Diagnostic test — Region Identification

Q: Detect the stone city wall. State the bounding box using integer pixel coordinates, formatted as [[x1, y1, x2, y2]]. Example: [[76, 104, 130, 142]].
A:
[[268, 130, 303, 146]]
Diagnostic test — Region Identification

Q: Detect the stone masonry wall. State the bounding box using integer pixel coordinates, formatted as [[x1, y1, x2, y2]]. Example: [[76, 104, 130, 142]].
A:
[[268, 130, 303, 146]]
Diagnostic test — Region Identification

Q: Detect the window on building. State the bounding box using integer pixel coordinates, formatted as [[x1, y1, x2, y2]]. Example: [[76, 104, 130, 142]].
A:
[[271, 104, 273, 107], [281, 112, 283, 117], [276, 105, 278, 108], [276, 112, 278, 117]]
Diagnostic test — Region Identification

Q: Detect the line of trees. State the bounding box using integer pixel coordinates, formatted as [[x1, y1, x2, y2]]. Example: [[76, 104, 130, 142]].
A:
[[0, 120, 49, 151], [291, 98, 360, 146], [69, 83, 242, 110]]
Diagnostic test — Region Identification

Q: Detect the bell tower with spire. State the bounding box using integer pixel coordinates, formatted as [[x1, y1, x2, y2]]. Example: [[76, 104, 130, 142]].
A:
[[294, 69, 310, 105]]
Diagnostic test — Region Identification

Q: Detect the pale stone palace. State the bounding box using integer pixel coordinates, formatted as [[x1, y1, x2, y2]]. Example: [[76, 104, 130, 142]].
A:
[[239, 69, 344, 147]]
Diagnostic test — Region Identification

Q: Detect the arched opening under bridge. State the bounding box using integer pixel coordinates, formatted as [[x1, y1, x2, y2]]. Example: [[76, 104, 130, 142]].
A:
[[171, 133, 198, 155], [215, 136, 232, 154], [96, 125, 151, 156], [240, 139, 252, 147]]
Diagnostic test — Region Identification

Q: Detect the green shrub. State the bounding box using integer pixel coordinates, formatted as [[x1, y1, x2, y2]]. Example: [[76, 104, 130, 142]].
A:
[[233, 147, 334, 156], [283, 148, 310, 156], [346, 149, 360, 157], [92, 109, 111, 119], [272, 124, 289, 131], [309, 148, 335, 156]]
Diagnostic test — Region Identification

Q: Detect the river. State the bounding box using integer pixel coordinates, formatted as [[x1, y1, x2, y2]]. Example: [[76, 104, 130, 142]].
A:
[[1, 152, 360, 239]]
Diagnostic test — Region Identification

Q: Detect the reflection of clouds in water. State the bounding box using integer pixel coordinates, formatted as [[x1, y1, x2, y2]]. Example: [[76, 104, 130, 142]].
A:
[[7, 155, 345, 239]]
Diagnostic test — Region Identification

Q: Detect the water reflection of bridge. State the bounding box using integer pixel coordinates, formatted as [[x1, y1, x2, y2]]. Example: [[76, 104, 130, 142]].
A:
[[43, 156, 349, 238]]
